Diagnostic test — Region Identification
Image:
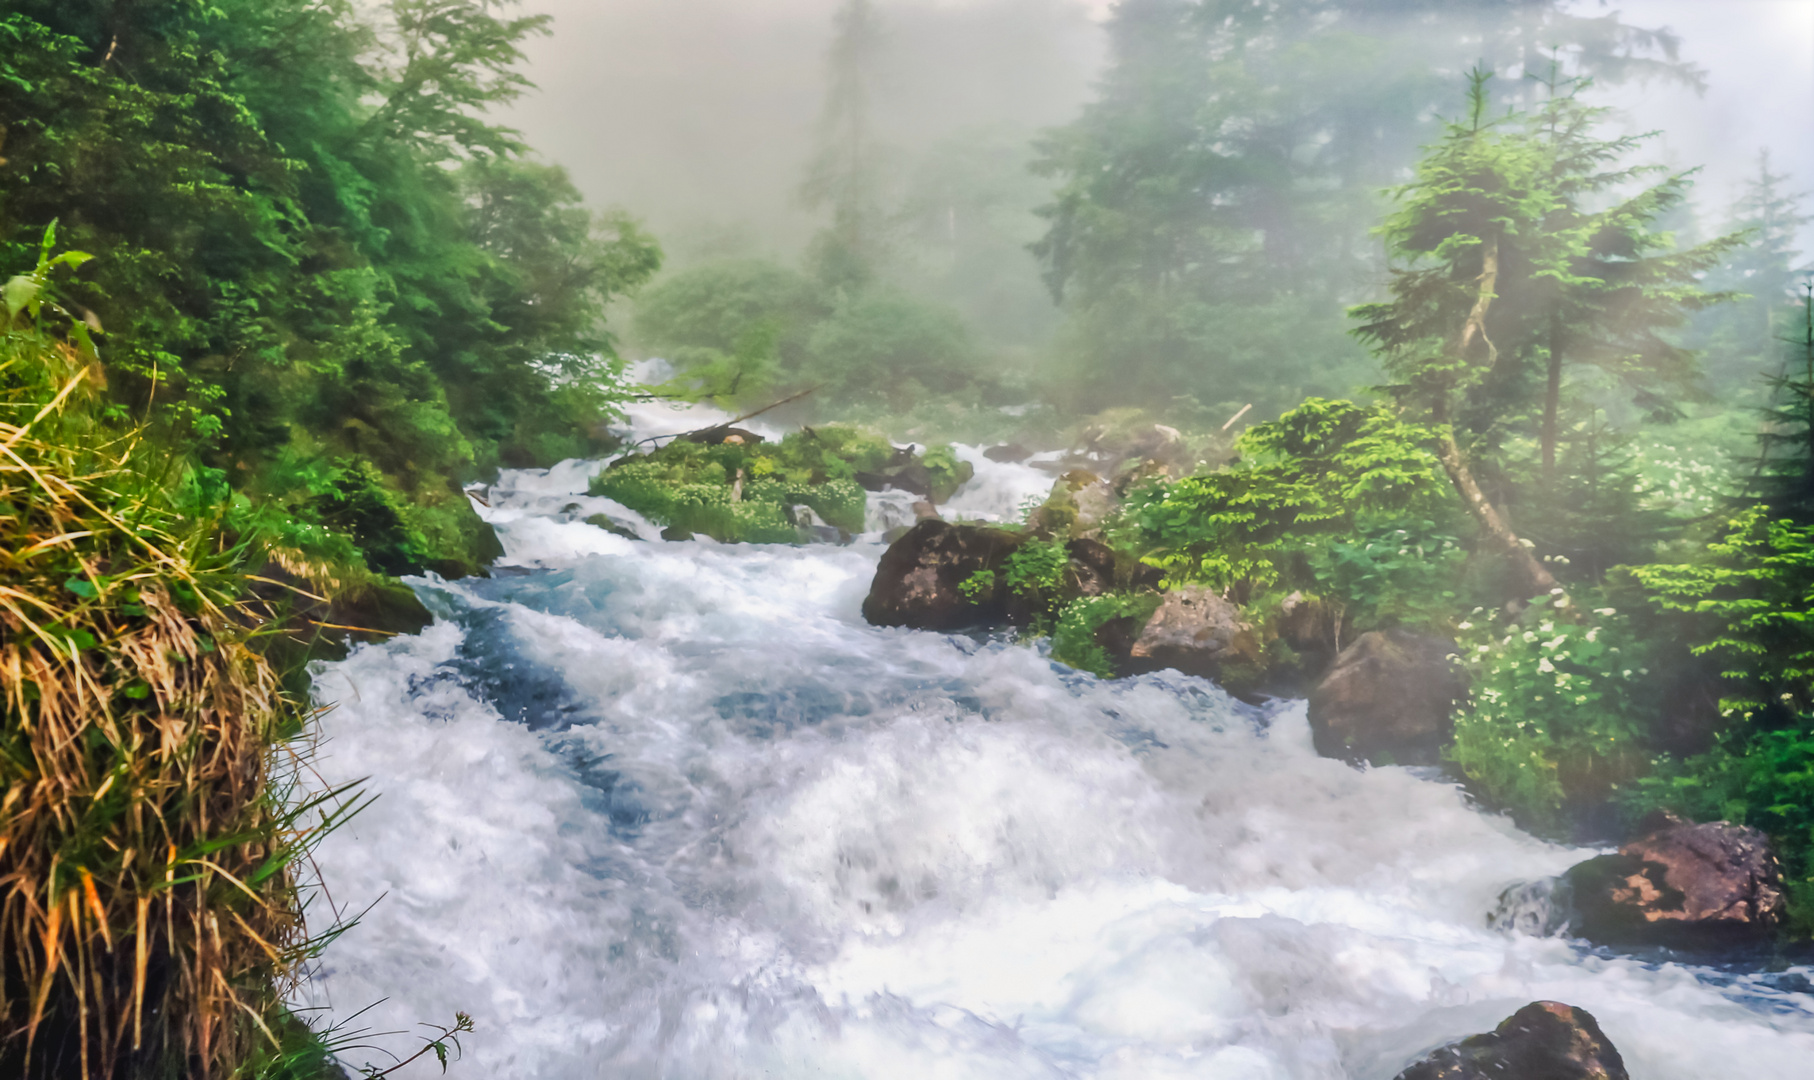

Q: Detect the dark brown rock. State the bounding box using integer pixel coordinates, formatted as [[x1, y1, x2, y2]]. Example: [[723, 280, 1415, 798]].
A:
[[861, 520, 1024, 630], [683, 425, 767, 446], [1396, 1002, 1627, 1080], [1064, 538, 1119, 598], [1275, 591, 1341, 676], [1121, 586, 1264, 687], [1566, 814, 1787, 946], [983, 443, 1033, 463], [855, 457, 975, 505], [1308, 629, 1464, 765]]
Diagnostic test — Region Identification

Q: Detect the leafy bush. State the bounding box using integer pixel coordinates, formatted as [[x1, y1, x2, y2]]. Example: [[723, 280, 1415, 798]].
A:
[[806, 288, 977, 412], [593, 427, 956, 542], [1307, 516, 1467, 632], [1629, 507, 1814, 721], [1118, 397, 1452, 590], [1052, 593, 1163, 678], [1450, 605, 1658, 834], [919, 444, 974, 503]]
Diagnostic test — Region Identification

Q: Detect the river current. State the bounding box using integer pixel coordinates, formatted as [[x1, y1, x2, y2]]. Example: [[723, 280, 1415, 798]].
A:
[[296, 400, 1814, 1079]]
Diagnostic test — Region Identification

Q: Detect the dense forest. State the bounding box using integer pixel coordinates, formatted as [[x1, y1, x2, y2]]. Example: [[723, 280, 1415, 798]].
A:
[[2, 0, 1812, 1077]]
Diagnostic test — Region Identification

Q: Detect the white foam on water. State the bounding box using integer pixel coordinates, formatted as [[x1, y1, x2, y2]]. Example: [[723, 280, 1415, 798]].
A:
[[298, 464, 1814, 1079], [943, 445, 1056, 524]]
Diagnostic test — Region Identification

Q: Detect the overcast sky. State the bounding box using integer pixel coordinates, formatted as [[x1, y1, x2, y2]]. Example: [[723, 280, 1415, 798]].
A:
[[503, 0, 1814, 263]]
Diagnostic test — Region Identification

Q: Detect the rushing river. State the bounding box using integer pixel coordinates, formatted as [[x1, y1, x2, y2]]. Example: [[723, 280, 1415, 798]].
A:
[[296, 402, 1814, 1079]]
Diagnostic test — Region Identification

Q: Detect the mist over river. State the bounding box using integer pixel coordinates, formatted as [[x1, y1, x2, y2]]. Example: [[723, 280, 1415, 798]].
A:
[[293, 403, 1814, 1079]]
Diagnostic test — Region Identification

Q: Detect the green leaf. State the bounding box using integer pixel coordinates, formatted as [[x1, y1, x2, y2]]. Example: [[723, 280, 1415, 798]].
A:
[[3, 275, 41, 322]]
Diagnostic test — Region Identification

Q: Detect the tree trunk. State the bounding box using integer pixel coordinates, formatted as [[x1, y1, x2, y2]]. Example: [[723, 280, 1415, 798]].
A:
[[1435, 427, 1560, 600], [1459, 230, 1500, 368], [1445, 231, 1560, 601], [1542, 310, 1563, 485]]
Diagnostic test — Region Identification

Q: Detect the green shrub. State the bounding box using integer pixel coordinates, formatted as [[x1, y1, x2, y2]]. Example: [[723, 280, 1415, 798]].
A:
[[1119, 398, 1451, 590], [1307, 516, 1467, 632], [1450, 605, 1658, 834], [806, 288, 977, 412], [1052, 593, 1163, 677], [1001, 539, 1070, 626], [919, 444, 975, 503], [1629, 506, 1814, 721], [591, 430, 904, 542]]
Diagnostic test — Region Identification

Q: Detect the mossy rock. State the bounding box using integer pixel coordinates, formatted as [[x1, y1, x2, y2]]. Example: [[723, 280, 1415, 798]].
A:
[[592, 425, 963, 543]]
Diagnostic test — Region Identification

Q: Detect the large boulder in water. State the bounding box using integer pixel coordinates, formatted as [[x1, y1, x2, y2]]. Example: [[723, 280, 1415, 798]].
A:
[[862, 520, 1024, 630], [1395, 1001, 1628, 1080], [1308, 629, 1464, 766], [1565, 813, 1787, 947], [1120, 586, 1264, 688]]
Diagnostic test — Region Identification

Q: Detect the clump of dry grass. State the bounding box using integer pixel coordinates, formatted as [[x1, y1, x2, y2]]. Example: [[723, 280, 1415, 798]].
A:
[[1, 266, 320, 1078]]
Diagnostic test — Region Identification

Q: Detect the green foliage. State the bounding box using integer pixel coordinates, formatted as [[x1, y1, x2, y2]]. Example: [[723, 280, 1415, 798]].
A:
[[959, 569, 997, 602], [806, 288, 977, 411], [0, 286, 347, 1080], [635, 259, 823, 402], [1511, 415, 1676, 581], [1629, 506, 1814, 721], [1694, 152, 1812, 392], [1745, 287, 1814, 523], [1030, 0, 1697, 418], [918, 444, 973, 504], [1001, 538, 1069, 624], [592, 426, 956, 543], [1052, 592, 1162, 678], [1307, 517, 1467, 632], [0, 0, 660, 586], [1450, 605, 1658, 834], [634, 259, 981, 417], [1119, 397, 1451, 589]]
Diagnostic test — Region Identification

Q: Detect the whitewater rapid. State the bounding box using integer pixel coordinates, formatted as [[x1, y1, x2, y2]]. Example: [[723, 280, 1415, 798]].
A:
[[296, 417, 1814, 1078]]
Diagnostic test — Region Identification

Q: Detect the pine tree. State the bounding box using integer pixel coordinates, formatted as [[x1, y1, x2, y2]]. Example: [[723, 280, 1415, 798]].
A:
[[801, 0, 887, 291], [1698, 153, 1812, 390], [1749, 283, 1814, 522], [1520, 67, 1743, 483], [1352, 69, 1561, 599], [1029, 0, 1704, 417]]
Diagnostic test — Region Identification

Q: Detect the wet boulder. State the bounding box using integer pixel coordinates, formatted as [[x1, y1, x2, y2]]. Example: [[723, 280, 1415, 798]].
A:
[[786, 504, 846, 545], [1274, 591, 1342, 681], [1396, 1001, 1628, 1080], [1308, 629, 1464, 766], [1565, 813, 1787, 947], [983, 442, 1032, 463], [684, 425, 767, 446], [862, 520, 1025, 630], [855, 445, 975, 504], [584, 511, 645, 541], [1120, 586, 1264, 688], [1027, 471, 1118, 539]]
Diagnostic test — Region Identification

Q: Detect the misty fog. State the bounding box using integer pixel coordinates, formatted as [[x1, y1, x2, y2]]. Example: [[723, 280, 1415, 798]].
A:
[[504, 0, 1814, 373]]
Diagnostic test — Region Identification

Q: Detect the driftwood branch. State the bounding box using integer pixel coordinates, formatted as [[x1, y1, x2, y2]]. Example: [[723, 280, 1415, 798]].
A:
[[627, 385, 823, 451]]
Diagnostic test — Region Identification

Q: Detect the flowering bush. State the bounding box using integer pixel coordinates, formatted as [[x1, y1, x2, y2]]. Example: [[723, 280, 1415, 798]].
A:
[[1450, 602, 1659, 833]]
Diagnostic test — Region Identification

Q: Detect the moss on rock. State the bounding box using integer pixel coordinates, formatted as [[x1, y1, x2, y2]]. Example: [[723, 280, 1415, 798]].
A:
[[593, 426, 963, 543]]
